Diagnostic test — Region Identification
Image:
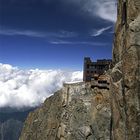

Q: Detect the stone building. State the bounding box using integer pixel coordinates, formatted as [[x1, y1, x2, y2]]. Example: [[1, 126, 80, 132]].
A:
[[83, 57, 112, 82]]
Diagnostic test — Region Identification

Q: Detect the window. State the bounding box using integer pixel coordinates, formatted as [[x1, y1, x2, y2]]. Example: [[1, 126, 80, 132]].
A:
[[87, 64, 90, 69], [95, 77, 98, 80], [91, 65, 95, 69]]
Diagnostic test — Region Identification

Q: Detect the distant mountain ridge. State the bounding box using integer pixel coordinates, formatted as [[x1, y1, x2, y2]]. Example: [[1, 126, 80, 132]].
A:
[[0, 109, 34, 123], [0, 108, 35, 140], [0, 119, 23, 140]]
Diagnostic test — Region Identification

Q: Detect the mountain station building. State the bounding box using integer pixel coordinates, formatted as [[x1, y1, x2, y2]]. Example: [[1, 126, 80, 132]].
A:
[[83, 57, 112, 82]]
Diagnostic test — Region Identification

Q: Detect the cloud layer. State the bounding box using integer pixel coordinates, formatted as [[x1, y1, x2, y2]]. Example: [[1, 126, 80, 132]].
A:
[[0, 63, 82, 108]]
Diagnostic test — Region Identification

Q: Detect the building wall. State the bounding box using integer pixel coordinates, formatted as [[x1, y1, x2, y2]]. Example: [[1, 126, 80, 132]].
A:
[[83, 57, 112, 82]]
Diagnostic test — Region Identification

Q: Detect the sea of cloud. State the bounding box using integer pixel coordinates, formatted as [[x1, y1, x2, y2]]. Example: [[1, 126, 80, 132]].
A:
[[0, 63, 82, 108]]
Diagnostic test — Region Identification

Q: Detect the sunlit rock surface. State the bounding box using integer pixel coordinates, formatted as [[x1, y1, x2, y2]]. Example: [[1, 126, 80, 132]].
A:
[[111, 0, 140, 139], [19, 82, 111, 140]]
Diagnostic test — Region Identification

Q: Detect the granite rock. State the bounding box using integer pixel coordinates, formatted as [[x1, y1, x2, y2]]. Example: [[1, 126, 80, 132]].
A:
[[111, 0, 140, 139], [19, 82, 111, 140]]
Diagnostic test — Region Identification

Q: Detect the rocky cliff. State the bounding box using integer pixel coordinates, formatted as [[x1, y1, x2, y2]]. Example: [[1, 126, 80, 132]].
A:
[[111, 0, 140, 139], [19, 0, 140, 140], [19, 82, 111, 140]]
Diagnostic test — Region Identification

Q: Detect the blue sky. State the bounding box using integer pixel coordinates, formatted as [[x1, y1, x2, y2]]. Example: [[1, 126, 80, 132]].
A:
[[0, 0, 117, 70]]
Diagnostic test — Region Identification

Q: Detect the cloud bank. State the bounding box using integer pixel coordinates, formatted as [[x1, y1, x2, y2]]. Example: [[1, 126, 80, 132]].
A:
[[0, 63, 82, 108]]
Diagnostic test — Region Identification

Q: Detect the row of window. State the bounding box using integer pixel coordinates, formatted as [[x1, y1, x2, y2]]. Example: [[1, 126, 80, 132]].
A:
[[98, 80, 109, 84], [86, 65, 107, 69], [86, 70, 105, 74], [86, 71, 97, 74]]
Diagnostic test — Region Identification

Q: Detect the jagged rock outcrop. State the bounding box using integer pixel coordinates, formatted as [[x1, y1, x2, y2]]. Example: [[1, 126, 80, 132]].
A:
[[111, 0, 140, 139], [20, 82, 111, 140]]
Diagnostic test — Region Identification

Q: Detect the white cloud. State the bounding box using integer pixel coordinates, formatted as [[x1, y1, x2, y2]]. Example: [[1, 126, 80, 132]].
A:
[[93, 0, 117, 22], [0, 26, 77, 38], [0, 63, 82, 108], [49, 40, 75, 45], [91, 26, 112, 37], [0, 28, 46, 38], [66, 0, 117, 23], [57, 30, 78, 38], [50, 39, 108, 46]]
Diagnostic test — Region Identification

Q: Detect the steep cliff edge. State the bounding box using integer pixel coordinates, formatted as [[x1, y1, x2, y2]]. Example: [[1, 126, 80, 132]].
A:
[[19, 82, 111, 140], [111, 0, 140, 139], [19, 0, 140, 139]]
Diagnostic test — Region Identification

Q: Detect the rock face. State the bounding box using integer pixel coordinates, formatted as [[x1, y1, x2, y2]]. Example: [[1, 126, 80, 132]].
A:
[[111, 0, 140, 139], [19, 82, 111, 140]]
